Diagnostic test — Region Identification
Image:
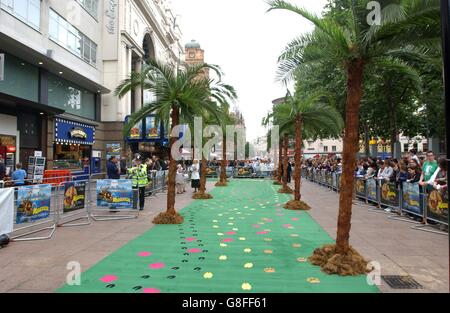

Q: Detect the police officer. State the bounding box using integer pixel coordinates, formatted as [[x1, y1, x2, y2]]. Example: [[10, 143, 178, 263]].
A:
[[128, 155, 148, 211]]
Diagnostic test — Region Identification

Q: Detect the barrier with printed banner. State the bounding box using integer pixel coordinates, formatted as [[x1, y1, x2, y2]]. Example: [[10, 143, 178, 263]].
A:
[[16, 185, 52, 224]]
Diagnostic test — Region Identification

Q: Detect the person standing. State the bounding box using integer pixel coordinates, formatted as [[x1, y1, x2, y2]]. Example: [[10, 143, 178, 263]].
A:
[[176, 164, 185, 194], [107, 156, 120, 180], [419, 151, 439, 192], [190, 160, 200, 193], [128, 156, 148, 211], [12, 163, 27, 186]]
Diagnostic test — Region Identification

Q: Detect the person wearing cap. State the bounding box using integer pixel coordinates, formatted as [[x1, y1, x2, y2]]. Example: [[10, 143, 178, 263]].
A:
[[127, 155, 148, 211]]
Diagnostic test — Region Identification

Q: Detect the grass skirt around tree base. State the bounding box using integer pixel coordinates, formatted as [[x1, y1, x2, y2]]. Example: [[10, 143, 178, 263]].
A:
[[215, 181, 228, 187], [284, 200, 311, 211], [308, 244, 372, 276], [153, 212, 184, 225], [278, 186, 293, 194], [193, 192, 214, 199], [273, 181, 282, 185]]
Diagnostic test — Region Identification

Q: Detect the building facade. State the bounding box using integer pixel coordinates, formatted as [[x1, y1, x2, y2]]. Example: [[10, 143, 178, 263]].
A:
[[0, 0, 183, 178]]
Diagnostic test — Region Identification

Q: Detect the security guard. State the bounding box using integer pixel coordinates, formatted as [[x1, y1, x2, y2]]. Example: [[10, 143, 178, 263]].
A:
[[127, 155, 148, 211]]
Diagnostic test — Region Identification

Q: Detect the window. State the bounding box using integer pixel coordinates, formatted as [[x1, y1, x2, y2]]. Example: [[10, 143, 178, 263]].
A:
[[48, 73, 96, 120], [324, 146, 329, 152], [48, 9, 97, 67], [77, 0, 98, 19], [332, 146, 337, 152], [0, 0, 41, 30], [403, 143, 409, 152]]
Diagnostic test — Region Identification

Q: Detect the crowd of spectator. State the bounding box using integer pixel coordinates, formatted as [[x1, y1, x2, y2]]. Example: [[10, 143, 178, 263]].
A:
[[301, 150, 447, 193]]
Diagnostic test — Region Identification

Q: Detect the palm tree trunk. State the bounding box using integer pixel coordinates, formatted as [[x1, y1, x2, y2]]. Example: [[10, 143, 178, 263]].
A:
[[277, 142, 283, 182], [294, 115, 302, 201], [220, 134, 227, 183], [283, 134, 289, 189], [336, 59, 365, 255], [200, 157, 207, 193], [166, 105, 179, 215]]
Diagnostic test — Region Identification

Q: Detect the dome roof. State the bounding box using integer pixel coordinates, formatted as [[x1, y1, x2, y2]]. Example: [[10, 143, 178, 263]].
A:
[[185, 40, 201, 49]]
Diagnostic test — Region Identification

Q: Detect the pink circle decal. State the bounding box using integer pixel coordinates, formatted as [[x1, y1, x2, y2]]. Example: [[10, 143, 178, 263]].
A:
[[257, 231, 269, 235], [188, 248, 202, 253], [185, 237, 196, 242], [100, 275, 118, 283], [143, 288, 161, 294], [223, 238, 234, 243], [138, 252, 152, 257], [226, 231, 236, 235], [252, 224, 261, 228], [283, 224, 292, 228], [292, 218, 299, 221], [149, 262, 166, 269]]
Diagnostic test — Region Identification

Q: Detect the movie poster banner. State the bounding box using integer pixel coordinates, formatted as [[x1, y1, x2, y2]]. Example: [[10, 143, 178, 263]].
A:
[[355, 178, 366, 199], [380, 181, 399, 208], [97, 180, 133, 209], [402, 182, 423, 216], [366, 178, 378, 202], [63, 182, 86, 213], [426, 189, 448, 224], [16, 185, 52, 224], [145, 116, 161, 139]]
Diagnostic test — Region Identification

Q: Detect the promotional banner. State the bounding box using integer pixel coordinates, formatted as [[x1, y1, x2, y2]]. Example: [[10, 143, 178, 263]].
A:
[[97, 180, 133, 209], [402, 182, 423, 216], [366, 178, 378, 202], [206, 167, 218, 177], [237, 167, 252, 177], [0, 188, 14, 234], [380, 181, 399, 208], [128, 120, 143, 140], [332, 173, 338, 189], [355, 178, 366, 198], [106, 143, 121, 161], [63, 182, 86, 213], [16, 185, 52, 224], [426, 189, 448, 224], [326, 173, 333, 187], [145, 116, 161, 139]]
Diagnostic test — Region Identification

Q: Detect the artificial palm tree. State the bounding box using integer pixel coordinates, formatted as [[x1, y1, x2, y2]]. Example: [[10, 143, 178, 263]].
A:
[[216, 110, 237, 187], [277, 91, 343, 210], [262, 111, 284, 185], [269, 105, 294, 194], [268, 0, 440, 275], [116, 59, 225, 224]]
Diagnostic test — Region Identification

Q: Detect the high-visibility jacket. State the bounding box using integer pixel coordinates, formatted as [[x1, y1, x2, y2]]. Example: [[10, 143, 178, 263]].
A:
[[128, 164, 148, 188]]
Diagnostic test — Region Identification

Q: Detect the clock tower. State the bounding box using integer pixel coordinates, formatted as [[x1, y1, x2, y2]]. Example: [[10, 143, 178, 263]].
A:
[[185, 40, 209, 79]]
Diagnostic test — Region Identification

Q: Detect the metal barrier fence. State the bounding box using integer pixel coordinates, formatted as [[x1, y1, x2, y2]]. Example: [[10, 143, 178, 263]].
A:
[[302, 168, 448, 236], [1, 170, 169, 242], [233, 166, 274, 179]]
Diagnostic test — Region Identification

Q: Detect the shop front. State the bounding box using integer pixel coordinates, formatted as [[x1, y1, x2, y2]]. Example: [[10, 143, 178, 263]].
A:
[[53, 118, 96, 180]]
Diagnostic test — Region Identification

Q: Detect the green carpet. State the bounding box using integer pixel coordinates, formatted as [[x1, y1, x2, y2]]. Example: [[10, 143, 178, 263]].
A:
[[58, 180, 379, 293]]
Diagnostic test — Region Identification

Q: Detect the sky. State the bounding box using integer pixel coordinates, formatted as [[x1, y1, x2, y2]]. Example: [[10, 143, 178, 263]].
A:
[[170, 0, 328, 141]]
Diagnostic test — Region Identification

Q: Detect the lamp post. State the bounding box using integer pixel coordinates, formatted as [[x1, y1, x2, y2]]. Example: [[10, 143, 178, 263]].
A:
[[439, 0, 450, 287]]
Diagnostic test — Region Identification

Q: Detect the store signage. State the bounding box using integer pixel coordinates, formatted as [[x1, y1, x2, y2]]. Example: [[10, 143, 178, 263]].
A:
[[0, 53, 4, 81], [70, 127, 88, 140], [55, 118, 95, 145], [6, 146, 16, 153]]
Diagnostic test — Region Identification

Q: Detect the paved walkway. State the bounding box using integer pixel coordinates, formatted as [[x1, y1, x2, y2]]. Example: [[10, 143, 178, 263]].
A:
[[0, 184, 214, 293], [299, 180, 449, 293]]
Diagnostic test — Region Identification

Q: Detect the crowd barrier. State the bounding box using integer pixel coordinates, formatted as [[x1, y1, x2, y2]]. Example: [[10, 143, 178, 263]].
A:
[[302, 168, 448, 236], [233, 166, 274, 179], [0, 170, 169, 242]]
